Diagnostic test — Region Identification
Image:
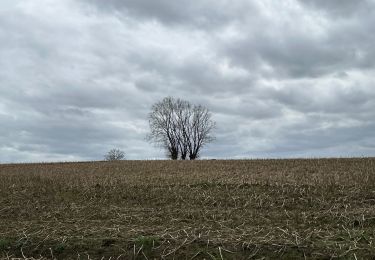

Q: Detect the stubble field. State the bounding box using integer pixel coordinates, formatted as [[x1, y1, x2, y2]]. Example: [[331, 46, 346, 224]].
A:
[[1, 158, 375, 259]]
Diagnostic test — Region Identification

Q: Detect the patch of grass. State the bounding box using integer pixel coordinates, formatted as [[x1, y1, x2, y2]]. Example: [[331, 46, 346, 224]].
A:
[[53, 243, 66, 254], [0, 239, 11, 251], [135, 235, 160, 251]]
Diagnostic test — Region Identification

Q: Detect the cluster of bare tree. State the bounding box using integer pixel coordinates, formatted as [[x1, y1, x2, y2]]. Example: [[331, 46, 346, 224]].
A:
[[147, 97, 215, 160]]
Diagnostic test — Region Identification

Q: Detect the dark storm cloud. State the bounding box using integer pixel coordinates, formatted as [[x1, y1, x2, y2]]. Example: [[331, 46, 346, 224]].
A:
[[0, 0, 374, 162]]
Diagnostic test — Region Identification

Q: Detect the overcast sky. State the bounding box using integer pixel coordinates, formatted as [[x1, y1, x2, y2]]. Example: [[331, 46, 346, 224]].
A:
[[1, 0, 375, 162]]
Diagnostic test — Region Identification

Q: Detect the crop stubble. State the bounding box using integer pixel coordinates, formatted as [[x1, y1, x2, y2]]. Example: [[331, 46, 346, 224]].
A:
[[0, 158, 375, 259]]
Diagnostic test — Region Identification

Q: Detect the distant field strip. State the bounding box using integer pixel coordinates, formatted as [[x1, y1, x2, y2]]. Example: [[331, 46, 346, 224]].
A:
[[0, 159, 375, 259]]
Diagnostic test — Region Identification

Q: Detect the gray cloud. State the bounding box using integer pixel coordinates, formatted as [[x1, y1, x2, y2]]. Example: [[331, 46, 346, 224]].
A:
[[220, 1, 375, 79], [298, 0, 370, 16], [0, 0, 374, 162], [80, 0, 255, 29]]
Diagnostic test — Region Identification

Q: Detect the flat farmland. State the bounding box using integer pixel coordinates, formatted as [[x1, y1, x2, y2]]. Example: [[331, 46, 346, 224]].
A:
[[1, 159, 375, 259]]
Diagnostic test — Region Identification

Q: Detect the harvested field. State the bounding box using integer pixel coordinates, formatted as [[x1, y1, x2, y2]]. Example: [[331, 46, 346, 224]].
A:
[[1, 158, 375, 259]]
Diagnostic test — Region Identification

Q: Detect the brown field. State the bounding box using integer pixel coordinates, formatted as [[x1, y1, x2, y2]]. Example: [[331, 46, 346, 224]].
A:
[[1, 158, 375, 259]]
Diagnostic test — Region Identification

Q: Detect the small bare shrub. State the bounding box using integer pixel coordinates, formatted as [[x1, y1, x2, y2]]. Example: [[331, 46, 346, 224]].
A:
[[104, 149, 125, 161]]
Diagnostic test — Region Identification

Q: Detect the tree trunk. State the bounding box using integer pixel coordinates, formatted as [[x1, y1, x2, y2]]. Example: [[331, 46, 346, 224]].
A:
[[189, 153, 197, 160]]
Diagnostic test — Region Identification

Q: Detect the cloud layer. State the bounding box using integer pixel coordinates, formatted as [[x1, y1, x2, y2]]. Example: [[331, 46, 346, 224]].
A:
[[1, 0, 374, 162]]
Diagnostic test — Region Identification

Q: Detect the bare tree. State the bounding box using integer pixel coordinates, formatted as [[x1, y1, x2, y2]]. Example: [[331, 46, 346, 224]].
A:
[[104, 149, 125, 161], [147, 97, 215, 160], [147, 97, 180, 160], [175, 99, 191, 160], [186, 105, 216, 160]]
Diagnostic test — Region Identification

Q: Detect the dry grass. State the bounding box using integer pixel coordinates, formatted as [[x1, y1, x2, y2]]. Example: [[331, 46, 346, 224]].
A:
[[0, 158, 375, 259]]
